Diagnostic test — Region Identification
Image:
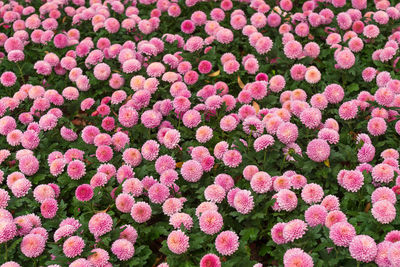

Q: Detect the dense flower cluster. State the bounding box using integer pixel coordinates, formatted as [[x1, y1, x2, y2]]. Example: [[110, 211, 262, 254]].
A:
[[0, 0, 400, 266]]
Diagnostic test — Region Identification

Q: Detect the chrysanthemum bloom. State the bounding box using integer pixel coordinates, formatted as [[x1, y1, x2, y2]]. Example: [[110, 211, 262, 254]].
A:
[[306, 139, 330, 163], [200, 253, 221, 267], [33, 184, 55, 203], [242, 165, 259, 181], [41, 198, 58, 219], [300, 108, 322, 129], [372, 163, 394, 183], [118, 225, 138, 244], [322, 85, 343, 106], [215, 231, 239, 256], [204, 184, 226, 203], [233, 189, 254, 214], [371, 187, 396, 205], [277, 122, 298, 144], [0, 219, 17, 243], [338, 170, 364, 192], [0, 72, 17, 87], [111, 239, 134, 261], [367, 117, 387, 136], [271, 222, 287, 245], [371, 200, 396, 224], [250, 171, 272, 194], [92, 62, 110, 80], [199, 210, 223, 235], [167, 230, 189, 254], [357, 144, 375, 163], [275, 189, 298, 212], [148, 183, 169, 204], [329, 222, 356, 247], [67, 160, 86, 180], [162, 198, 183, 216], [116, 193, 135, 213], [284, 40, 302, 59], [18, 154, 39, 176], [88, 248, 109, 266], [321, 195, 340, 211], [349, 235, 377, 263], [283, 248, 314, 267], [283, 219, 307, 243], [131, 202, 152, 223], [301, 183, 324, 204], [305, 205, 328, 227], [63, 236, 85, 258], [181, 160, 203, 182], [0, 189, 10, 209], [222, 149, 242, 168], [363, 24, 380, 39], [20, 233, 46, 258], [53, 225, 76, 242], [88, 213, 113, 237]]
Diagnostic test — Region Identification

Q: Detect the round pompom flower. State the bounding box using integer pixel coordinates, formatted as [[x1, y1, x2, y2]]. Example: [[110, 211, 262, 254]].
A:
[[300, 108, 322, 129], [277, 122, 298, 144], [329, 222, 356, 247], [276, 189, 298, 212], [305, 205, 327, 227], [21, 234, 46, 258], [87, 248, 109, 266], [88, 213, 113, 237], [271, 222, 287, 245], [167, 230, 189, 254], [200, 254, 221, 267], [111, 239, 134, 261], [283, 248, 314, 267], [41, 198, 58, 219], [250, 171, 272, 193], [372, 163, 394, 183], [0, 72, 17, 87], [148, 183, 169, 204], [367, 117, 387, 136], [349, 235, 377, 263], [19, 155, 39, 176], [306, 139, 330, 162], [0, 219, 17, 243], [388, 242, 400, 266], [371, 200, 396, 224], [63, 236, 85, 258], [67, 160, 86, 180], [131, 202, 152, 223], [181, 160, 203, 182], [75, 184, 93, 202], [199, 211, 223, 235], [196, 126, 213, 143], [301, 183, 324, 204], [215, 231, 239, 256], [233, 189, 254, 214], [283, 219, 307, 243], [204, 184, 225, 203]]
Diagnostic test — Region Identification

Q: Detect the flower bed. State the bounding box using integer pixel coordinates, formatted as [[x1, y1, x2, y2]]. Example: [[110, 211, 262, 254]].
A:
[[1, 0, 400, 266]]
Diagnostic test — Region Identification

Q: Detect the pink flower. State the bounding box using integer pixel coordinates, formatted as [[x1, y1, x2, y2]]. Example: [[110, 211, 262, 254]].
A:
[[250, 171, 272, 193], [131, 202, 152, 223], [200, 254, 221, 267], [301, 183, 324, 204], [371, 200, 396, 224], [222, 149, 242, 168], [306, 139, 330, 163], [283, 248, 314, 267], [329, 222, 356, 247], [63, 236, 85, 258], [215, 231, 239, 256], [21, 234, 46, 258], [349, 235, 377, 263], [199, 211, 223, 235], [283, 219, 307, 242], [111, 239, 134, 261], [0, 72, 17, 87], [75, 184, 93, 202], [167, 230, 189, 254], [88, 213, 113, 237]]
